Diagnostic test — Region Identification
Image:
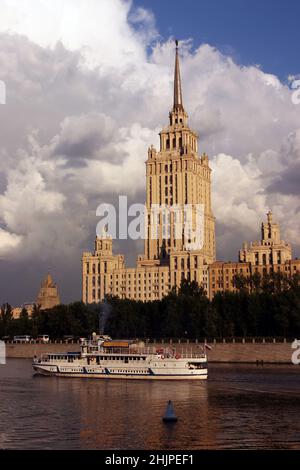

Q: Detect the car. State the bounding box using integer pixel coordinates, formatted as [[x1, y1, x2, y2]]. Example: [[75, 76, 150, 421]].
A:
[[63, 335, 75, 343], [1, 336, 11, 342], [37, 335, 50, 344], [13, 335, 31, 343]]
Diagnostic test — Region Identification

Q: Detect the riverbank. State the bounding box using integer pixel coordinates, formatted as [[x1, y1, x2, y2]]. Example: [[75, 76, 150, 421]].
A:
[[4, 340, 293, 363]]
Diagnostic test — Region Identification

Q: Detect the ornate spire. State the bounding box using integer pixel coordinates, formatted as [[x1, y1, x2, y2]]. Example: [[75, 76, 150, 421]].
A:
[[267, 210, 273, 224], [42, 273, 54, 288], [173, 40, 184, 111]]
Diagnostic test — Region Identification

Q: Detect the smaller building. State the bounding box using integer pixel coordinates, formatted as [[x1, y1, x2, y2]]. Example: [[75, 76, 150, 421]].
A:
[[239, 210, 292, 266], [11, 303, 35, 319], [36, 273, 60, 310], [208, 212, 300, 299], [208, 261, 251, 299], [11, 274, 60, 318]]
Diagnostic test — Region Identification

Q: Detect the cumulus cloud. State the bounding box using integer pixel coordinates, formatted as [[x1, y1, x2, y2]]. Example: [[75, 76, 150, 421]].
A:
[[0, 0, 299, 304], [0, 0, 157, 69], [0, 228, 22, 256]]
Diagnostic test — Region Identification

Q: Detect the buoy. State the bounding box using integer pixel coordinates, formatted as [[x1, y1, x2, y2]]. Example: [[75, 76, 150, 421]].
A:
[[162, 400, 178, 423]]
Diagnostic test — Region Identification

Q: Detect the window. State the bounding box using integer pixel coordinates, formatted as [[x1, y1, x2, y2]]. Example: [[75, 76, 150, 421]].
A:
[[149, 177, 152, 206], [185, 173, 188, 204]]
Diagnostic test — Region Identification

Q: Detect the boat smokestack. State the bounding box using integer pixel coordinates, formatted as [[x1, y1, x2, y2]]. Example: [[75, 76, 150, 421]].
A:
[[99, 299, 112, 335]]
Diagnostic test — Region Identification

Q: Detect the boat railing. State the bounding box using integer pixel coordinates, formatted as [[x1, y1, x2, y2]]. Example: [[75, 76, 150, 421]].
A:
[[85, 345, 206, 359]]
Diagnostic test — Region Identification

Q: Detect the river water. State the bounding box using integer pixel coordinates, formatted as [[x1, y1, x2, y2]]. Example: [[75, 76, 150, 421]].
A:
[[0, 359, 299, 450]]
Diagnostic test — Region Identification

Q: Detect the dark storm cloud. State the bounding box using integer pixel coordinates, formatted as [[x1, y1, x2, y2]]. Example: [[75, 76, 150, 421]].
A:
[[52, 114, 114, 156], [268, 162, 300, 195]]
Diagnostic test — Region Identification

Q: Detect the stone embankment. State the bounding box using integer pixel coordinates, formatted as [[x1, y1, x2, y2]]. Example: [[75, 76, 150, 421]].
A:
[[4, 338, 294, 364]]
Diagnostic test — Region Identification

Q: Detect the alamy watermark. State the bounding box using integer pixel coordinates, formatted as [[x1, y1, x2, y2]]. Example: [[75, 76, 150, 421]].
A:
[[96, 197, 205, 250], [0, 80, 6, 105], [0, 340, 6, 365], [291, 339, 300, 364]]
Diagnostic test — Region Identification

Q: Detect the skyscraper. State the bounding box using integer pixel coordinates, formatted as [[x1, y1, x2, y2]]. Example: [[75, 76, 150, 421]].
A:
[[82, 42, 216, 303]]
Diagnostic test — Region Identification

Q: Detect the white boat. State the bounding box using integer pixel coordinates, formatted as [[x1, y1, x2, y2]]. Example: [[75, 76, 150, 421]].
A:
[[32, 338, 208, 380]]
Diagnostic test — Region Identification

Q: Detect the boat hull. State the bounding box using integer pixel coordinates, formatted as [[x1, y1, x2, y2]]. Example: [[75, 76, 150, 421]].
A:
[[33, 364, 207, 380]]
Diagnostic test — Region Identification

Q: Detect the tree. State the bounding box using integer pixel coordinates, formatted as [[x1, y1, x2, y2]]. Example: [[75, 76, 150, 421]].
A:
[[17, 307, 30, 335], [232, 274, 249, 292], [0, 303, 13, 337]]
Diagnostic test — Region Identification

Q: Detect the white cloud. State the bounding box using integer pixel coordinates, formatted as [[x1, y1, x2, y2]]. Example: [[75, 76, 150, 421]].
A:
[[0, 228, 22, 257], [0, 0, 156, 69], [0, 0, 299, 303]]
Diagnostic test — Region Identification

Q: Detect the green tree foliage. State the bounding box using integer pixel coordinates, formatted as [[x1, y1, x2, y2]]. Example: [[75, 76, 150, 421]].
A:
[[0, 303, 13, 337], [1, 274, 300, 340]]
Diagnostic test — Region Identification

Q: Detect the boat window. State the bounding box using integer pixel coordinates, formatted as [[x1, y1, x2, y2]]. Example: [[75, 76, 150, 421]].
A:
[[188, 362, 207, 369]]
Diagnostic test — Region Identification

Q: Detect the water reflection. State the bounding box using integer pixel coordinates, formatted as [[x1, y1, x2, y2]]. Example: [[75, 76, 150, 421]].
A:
[[0, 360, 300, 449]]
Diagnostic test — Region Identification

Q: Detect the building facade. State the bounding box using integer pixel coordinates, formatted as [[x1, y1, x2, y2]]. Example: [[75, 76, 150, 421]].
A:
[[12, 303, 35, 319], [82, 42, 216, 303], [36, 273, 60, 310], [239, 210, 292, 266], [12, 273, 60, 318], [209, 212, 300, 299]]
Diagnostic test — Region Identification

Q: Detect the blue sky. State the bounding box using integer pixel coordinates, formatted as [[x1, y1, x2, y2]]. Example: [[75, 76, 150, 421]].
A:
[[136, 0, 300, 81]]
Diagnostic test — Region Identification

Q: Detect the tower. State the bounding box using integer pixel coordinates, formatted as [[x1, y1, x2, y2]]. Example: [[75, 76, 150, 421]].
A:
[[141, 41, 216, 274], [239, 211, 292, 266], [82, 41, 216, 303], [261, 210, 281, 243], [36, 273, 60, 310]]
